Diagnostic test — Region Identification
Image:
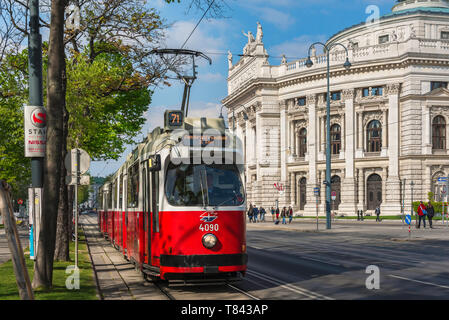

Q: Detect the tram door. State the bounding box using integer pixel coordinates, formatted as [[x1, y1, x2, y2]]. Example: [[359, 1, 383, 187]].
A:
[[144, 166, 150, 265], [150, 170, 159, 266]]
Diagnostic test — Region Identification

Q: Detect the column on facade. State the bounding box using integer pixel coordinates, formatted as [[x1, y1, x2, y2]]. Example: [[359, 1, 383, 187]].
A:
[[319, 115, 325, 160], [382, 83, 402, 215], [290, 172, 296, 207], [304, 94, 318, 213], [356, 111, 364, 157], [340, 89, 357, 215], [289, 118, 295, 158], [256, 105, 262, 180], [357, 168, 365, 211], [381, 108, 388, 156], [279, 100, 290, 207], [422, 104, 432, 154], [339, 112, 346, 160]]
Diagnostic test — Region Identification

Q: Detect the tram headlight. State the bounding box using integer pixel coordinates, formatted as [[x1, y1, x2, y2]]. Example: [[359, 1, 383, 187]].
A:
[[202, 233, 217, 249]]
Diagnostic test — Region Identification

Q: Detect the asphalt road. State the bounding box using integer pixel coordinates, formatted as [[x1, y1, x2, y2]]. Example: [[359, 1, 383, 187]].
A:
[[233, 220, 449, 299]]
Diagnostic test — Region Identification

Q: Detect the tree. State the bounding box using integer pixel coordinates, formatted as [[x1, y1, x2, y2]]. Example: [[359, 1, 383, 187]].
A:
[[32, 0, 67, 289], [0, 49, 31, 196]]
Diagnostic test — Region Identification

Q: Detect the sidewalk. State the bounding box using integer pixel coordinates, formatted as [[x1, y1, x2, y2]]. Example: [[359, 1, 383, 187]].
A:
[[80, 212, 168, 300], [245, 217, 449, 240], [0, 226, 29, 264]]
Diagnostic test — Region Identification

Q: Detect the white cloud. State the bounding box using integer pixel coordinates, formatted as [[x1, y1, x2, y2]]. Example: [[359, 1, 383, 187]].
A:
[[252, 7, 295, 30], [198, 72, 224, 83], [162, 19, 228, 53], [269, 34, 328, 61]]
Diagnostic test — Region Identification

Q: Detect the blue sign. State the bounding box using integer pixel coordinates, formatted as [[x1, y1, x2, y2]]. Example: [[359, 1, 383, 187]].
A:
[[405, 214, 411, 225], [313, 187, 320, 196], [438, 177, 448, 182]]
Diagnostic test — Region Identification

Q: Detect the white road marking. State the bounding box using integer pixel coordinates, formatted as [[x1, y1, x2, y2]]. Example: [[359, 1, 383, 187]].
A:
[[388, 275, 449, 290], [246, 269, 334, 300]]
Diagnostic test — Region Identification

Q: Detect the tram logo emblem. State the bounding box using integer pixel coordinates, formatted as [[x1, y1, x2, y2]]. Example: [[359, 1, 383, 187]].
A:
[[200, 211, 218, 223]]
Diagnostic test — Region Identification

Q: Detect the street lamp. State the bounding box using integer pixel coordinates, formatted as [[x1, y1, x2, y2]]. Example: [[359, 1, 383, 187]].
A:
[[306, 42, 351, 230]]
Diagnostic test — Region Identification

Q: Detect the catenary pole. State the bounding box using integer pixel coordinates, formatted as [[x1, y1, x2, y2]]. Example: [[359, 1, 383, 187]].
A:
[[28, 0, 44, 188]]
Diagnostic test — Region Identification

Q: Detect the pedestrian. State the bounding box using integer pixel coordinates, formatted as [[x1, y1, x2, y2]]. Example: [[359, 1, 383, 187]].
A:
[[253, 205, 259, 223], [260, 206, 266, 222], [417, 201, 427, 229], [281, 207, 287, 224], [275, 207, 280, 223], [288, 206, 293, 224], [375, 206, 381, 222], [427, 201, 434, 229], [271, 206, 275, 222], [248, 203, 253, 223]]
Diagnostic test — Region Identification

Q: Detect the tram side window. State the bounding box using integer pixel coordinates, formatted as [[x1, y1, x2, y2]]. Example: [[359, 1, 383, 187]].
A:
[[99, 192, 103, 210], [112, 182, 117, 209], [108, 188, 113, 210], [127, 163, 139, 208]]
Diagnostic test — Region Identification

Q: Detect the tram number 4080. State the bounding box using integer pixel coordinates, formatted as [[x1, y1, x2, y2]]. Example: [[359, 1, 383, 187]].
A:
[[199, 224, 219, 232]]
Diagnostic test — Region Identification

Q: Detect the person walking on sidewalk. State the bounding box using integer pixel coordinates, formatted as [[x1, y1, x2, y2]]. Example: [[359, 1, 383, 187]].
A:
[[248, 204, 254, 223], [288, 206, 293, 224], [275, 207, 280, 223], [427, 201, 434, 229], [260, 206, 266, 222], [375, 206, 381, 222], [271, 207, 275, 222], [417, 201, 427, 229], [281, 207, 287, 224], [253, 205, 259, 223]]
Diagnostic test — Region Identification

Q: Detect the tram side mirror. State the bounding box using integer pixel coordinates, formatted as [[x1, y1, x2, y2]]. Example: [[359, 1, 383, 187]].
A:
[[148, 154, 161, 172]]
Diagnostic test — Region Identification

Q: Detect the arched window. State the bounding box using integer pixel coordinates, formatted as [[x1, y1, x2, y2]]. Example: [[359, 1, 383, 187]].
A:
[[298, 128, 307, 157], [432, 116, 446, 150], [330, 124, 341, 155], [366, 120, 382, 152], [367, 174, 382, 210]]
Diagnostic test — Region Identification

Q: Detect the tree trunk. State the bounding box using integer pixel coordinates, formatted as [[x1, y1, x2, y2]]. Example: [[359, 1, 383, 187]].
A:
[[54, 56, 69, 262], [32, 0, 67, 289]]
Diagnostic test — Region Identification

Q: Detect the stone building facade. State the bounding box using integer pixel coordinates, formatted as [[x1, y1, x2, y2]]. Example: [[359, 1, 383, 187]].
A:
[[222, 0, 449, 216]]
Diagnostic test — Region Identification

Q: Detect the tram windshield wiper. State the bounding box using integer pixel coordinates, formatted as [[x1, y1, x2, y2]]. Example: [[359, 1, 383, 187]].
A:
[[213, 191, 237, 209]]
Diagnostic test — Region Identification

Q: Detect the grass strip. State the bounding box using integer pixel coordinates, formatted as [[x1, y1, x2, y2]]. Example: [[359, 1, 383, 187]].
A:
[[0, 228, 97, 300]]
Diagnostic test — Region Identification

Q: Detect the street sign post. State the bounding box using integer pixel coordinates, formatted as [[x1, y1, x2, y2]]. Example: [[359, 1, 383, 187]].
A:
[[405, 214, 412, 240], [64, 148, 91, 268]]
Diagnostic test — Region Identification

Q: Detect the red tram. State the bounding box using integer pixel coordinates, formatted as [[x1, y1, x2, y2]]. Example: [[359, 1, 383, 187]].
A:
[[98, 113, 247, 283]]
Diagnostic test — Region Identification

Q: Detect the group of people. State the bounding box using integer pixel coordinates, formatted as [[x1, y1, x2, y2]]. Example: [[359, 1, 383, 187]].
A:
[[247, 204, 294, 225], [247, 204, 267, 222], [417, 201, 435, 228]]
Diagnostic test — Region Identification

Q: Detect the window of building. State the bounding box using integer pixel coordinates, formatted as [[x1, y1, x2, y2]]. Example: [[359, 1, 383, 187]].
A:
[[127, 162, 139, 208], [298, 128, 307, 157], [297, 97, 306, 106], [372, 87, 383, 96], [379, 35, 389, 44], [366, 120, 382, 152], [431, 81, 448, 91], [441, 31, 449, 40], [362, 88, 370, 97], [432, 115, 446, 150], [331, 91, 341, 101], [330, 124, 341, 155]]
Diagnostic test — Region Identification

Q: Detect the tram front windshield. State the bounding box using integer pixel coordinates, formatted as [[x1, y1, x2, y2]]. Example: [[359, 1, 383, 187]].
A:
[[165, 163, 245, 207]]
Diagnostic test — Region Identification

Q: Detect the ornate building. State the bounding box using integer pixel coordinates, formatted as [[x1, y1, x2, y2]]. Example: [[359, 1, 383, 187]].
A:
[[222, 0, 449, 215]]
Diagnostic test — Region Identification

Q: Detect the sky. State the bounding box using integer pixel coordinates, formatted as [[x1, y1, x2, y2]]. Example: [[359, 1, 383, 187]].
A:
[[89, 0, 397, 177]]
